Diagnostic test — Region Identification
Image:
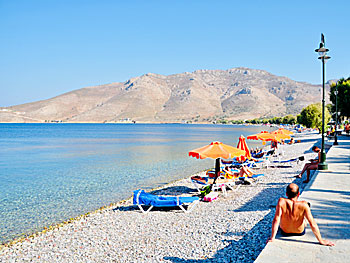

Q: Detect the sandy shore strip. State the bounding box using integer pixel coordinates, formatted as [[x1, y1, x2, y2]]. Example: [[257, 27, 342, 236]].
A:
[[0, 132, 323, 262]]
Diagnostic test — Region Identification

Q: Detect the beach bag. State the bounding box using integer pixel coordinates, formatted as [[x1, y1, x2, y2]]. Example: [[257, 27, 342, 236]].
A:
[[200, 185, 211, 197]]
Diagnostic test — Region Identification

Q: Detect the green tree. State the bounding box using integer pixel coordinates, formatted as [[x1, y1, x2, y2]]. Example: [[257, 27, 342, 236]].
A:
[[326, 103, 332, 113], [217, 119, 228, 124], [297, 103, 331, 130], [232, 120, 244, 124], [251, 118, 262, 124], [289, 116, 297, 125], [329, 78, 350, 119], [270, 117, 282, 124], [282, 115, 297, 125]]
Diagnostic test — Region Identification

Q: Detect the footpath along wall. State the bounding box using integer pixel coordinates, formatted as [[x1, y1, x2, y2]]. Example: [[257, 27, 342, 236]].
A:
[[255, 135, 350, 263]]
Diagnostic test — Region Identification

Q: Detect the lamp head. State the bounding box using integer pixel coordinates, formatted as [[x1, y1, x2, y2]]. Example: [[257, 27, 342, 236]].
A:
[[315, 45, 329, 57], [315, 34, 329, 57]]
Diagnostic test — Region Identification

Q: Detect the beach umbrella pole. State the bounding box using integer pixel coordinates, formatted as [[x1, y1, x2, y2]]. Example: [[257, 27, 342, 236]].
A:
[[212, 158, 221, 186]]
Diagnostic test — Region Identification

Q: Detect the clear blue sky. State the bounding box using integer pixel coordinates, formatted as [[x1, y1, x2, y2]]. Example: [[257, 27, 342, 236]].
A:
[[1, 0, 349, 107]]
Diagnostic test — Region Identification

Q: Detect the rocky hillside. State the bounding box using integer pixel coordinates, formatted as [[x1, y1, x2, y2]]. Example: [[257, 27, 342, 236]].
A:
[[0, 68, 328, 123]]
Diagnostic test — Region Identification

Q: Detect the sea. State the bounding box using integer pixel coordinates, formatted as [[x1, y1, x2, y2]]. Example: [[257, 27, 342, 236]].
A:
[[0, 123, 274, 244]]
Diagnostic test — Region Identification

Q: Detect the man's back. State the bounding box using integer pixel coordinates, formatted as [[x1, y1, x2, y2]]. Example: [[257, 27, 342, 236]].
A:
[[268, 183, 334, 246], [279, 197, 307, 234]]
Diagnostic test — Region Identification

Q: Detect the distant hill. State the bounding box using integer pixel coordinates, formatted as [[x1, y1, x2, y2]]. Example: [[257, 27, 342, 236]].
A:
[[0, 68, 329, 123]]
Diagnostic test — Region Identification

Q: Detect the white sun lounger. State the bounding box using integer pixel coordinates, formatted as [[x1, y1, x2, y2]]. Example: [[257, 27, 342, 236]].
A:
[[190, 175, 241, 196]]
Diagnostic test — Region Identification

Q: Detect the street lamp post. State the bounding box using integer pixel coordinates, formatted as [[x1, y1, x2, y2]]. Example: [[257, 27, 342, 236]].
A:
[[315, 33, 330, 170], [334, 88, 339, 145]]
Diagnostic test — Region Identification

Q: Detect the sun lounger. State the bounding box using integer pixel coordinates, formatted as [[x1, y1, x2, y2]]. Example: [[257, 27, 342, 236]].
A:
[[252, 149, 275, 158], [206, 168, 239, 179], [238, 173, 264, 180], [191, 175, 240, 196], [133, 189, 200, 214], [225, 157, 267, 169], [252, 149, 301, 168], [221, 159, 256, 169], [269, 156, 304, 168]]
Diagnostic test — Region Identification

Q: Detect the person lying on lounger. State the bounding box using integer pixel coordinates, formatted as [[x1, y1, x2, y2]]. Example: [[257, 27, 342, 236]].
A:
[[295, 146, 320, 183], [267, 183, 334, 246], [223, 165, 255, 179], [192, 166, 258, 185]]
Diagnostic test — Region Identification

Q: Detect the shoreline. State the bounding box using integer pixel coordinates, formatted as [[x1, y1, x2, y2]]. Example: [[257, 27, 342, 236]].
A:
[[0, 122, 281, 126], [0, 123, 278, 248], [0, 133, 324, 262], [0, 170, 209, 249]]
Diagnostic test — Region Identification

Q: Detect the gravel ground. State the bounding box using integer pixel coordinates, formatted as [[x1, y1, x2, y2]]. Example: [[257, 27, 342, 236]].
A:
[[0, 133, 322, 263]]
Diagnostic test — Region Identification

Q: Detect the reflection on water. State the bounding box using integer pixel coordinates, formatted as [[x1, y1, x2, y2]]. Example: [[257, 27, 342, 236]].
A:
[[0, 123, 274, 243]]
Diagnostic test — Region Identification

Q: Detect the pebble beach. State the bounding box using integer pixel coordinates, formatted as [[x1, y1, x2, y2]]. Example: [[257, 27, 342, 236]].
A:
[[0, 132, 322, 263]]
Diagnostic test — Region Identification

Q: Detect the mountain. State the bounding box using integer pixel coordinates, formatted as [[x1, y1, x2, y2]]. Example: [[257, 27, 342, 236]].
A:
[[0, 68, 328, 123]]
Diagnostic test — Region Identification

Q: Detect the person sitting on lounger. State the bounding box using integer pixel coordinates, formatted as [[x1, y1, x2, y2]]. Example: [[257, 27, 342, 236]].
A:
[[295, 146, 320, 183], [193, 166, 257, 184], [253, 150, 265, 158], [271, 140, 278, 149], [267, 183, 334, 246], [345, 123, 350, 135]]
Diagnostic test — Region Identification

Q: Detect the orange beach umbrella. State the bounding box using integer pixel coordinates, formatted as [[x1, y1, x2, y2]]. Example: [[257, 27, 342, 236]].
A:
[[271, 129, 292, 142], [271, 131, 291, 141], [189, 141, 246, 182], [273, 128, 294, 135], [247, 131, 278, 142], [237, 135, 251, 161], [189, 141, 246, 160]]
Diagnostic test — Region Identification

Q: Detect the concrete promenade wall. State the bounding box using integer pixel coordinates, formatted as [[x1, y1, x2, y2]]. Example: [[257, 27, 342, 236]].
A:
[[255, 136, 350, 263]]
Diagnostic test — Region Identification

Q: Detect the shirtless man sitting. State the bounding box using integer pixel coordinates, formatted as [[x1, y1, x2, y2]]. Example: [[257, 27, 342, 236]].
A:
[[267, 183, 334, 246]]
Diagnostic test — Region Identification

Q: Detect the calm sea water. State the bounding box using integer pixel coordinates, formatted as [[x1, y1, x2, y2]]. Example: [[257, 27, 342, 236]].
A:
[[0, 123, 273, 243]]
